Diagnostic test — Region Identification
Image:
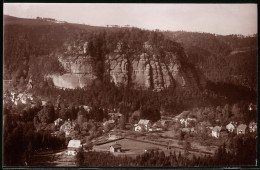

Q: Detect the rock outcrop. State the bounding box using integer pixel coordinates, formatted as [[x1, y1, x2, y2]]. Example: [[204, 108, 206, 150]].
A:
[[48, 40, 201, 90]]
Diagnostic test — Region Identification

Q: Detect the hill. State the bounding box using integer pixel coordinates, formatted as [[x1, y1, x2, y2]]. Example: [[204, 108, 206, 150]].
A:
[[164, 31, 257, 91], [3, 15, 257, 114]]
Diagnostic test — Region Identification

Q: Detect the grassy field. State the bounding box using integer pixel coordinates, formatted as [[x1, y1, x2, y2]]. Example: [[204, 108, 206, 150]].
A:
[[93, 138, 165, 157], [93, 132, 216, 159]]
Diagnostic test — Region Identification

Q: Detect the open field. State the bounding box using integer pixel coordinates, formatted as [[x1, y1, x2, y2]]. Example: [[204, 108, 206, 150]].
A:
[[93, 138, 164, 157], [93, 137, 214, 158]]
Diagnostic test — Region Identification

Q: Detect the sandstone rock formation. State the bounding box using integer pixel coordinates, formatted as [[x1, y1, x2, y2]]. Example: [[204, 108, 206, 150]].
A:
[[48, 40, 201, 90]]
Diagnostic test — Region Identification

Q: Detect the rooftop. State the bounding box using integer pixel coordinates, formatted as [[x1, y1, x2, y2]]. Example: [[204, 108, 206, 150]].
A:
[[68, 140, 81, 148]]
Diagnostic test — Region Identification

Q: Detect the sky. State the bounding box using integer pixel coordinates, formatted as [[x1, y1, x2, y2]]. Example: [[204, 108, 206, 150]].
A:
[[3, 3, 258, 35]]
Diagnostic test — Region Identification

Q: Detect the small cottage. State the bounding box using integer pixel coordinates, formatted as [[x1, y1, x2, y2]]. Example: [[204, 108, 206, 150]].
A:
[[67, 140, 81, 156], [212, 126, 222, 138], [249, 121, 257, 133], [226, 122, 235, 133], [135, 119, 151, 132], [236, 124, 247, 135], [150, 120, 165, 131], [110, 144, 122, 153]]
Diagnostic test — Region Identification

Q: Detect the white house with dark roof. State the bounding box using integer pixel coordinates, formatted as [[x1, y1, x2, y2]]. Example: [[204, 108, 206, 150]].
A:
[[67, 140, 81, 156], [135, 119, 151, 132], [110, 144, 122, 152], [237, 124, 247, 135], [212, 126, 222, 138], [226, 122, 235, 133]]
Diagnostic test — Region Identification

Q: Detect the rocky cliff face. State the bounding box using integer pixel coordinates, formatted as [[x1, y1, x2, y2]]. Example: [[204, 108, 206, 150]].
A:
[[49, 40, 201, 90]]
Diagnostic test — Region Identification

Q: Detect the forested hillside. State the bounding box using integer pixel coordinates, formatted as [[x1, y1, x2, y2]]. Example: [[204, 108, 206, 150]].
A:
[[164, 31, 257, 91], [3, 15, 257, 116]]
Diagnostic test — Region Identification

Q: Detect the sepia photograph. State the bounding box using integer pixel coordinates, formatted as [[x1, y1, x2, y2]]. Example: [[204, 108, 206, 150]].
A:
[[2, 3, 258, 168]]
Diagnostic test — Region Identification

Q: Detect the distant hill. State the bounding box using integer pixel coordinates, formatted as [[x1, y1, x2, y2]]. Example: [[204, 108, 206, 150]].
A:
[[164, 31, 258, 91]]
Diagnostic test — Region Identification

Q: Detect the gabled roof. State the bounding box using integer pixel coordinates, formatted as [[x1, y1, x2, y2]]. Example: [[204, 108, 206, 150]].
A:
[[68, 140, 81, 148], [111, 144, 121, 148], [212, 126, 222, 132], [138, 119, 150, 125], [237, 124, 247, 130], [226, 122, 235, 129]]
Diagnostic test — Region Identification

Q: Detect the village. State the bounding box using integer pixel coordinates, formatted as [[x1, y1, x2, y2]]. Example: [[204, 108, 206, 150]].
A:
[[3, 89, 257, 165]]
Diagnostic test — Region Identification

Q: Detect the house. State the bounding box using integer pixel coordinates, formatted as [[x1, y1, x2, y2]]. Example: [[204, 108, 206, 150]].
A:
[[212, 126, 222, 138], [236, 124, 247, 135], [54, 118, 63, 126], [67, 140, 81, 156], [135, 119, 151, 132], [135, 124, 145, 132], [226, 122, 235, 133], [150, 120, 165, 131], [249, 121, 257, 133], [110, 144, 122, 153]]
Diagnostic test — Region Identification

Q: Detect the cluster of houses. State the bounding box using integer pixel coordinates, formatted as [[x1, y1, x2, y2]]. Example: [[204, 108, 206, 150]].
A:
[[134, 119, 169, 132], [6, 92, 35, 106]]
